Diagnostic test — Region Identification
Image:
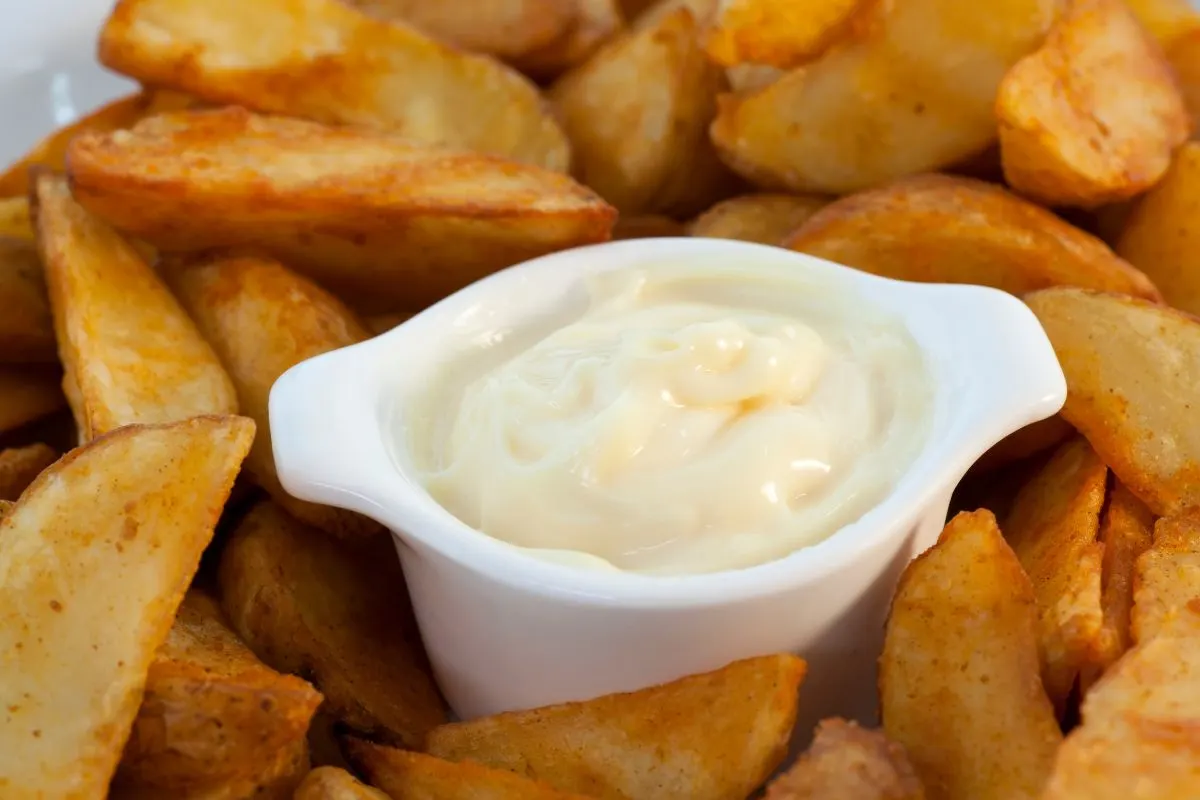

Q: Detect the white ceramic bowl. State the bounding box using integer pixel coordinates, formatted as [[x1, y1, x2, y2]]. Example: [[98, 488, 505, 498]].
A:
[[269, 237, 1066, 735]]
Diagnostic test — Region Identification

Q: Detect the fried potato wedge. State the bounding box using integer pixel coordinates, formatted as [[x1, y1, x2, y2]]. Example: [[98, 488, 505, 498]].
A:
[[0, 90, 197, 199], [169, 255, 380, 539], [880, 510, 1062, 800], [338, 0, 575, 60], [1131, 515, 1200, 644], [1002, 436, 1108, 710], [1041, 605, 1200, 799], [611, 214, 687, 240], [0, 366, 66, 435], [98, 0, 569, 170], [1170, 31, 1200, 136], [32, 173, 237, 439], [0, 415, 254, 796], [1124, 0, 1200, 45], [785, 175, 1160, 299], [1116, 143, 1200, 315], [550, 0, 738, 217], [112, 591, 323, 797], [710, 0, 1060, 193], [1026, 287, 1200, 517], [425, 654, 804, 800], [0, 443, 56, 501], [972, 416, 1075, 474], [295, 766, 390, 800], [0, 237, 55, 363], [724, 63, 786, 93], [703, 0, 873, 69], [763, 718, 925, 800], [1083, 482, 1155, 687], [690, 193, 828, 244], [218, 501, 446, 749], [511, 0, 624, 80], [0, 198, 32, 240], [346, 740, 591, 799], [67, 108, 614, 312], [997, 0, 1191, 208]]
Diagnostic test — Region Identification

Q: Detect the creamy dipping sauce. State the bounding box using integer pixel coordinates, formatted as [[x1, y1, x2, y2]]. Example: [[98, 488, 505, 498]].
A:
[[405, 262, 932, 575]]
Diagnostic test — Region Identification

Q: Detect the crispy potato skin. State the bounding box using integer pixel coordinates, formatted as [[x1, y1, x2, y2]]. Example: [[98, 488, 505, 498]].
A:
[[689, 193, 828, 244], [0, 415, 254, 797], [997, 0, 1191, 208], [112, 591, 323, 795], [703, 0, 874, 69], [880, 510, 1062, 800], [1026, 287, 1200, 517], [0, 237, 56, 364], [764, 718, 925, 800], [1116, 143, 1200, 315], [67, 108, 615, 312], [345, 740, 593, 799], [217, 501, 447, 750], [425, 655, 804, 800], [169, 254, 381, 539], [97, 0, 570, 171], [294, 766, 390, 800], [785, 174, 1160, 300], [1131, 516, 1200, 644], [0, 443, 57, 501]]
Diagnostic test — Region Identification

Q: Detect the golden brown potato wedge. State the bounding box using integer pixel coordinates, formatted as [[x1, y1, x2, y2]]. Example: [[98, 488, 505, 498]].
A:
[[1026, 287, 1200, 517], [880, 510, 1062, 800], [218, 501, 446, 749], [1041, 605, 1200, 799], [0, 237, 55, 363], [550, 0, 738, 217], [1170, 30, 1200, 135], [338, 0, 575, 60], [0, 90, 197, 199], [425, 654, 804, 800], [703, 0, 874, 69], [763, 718, 925, 800], [1002, 436, 1108, 711], [0, 366, 66, 435], [690, 193, 828, 244], [67, 108, 614, 312], [1116, 143, 1200, 315], [0, 443, 56, 501], [98, 0, 569, 170], [996, 0, 1191, 208], [0, 197, 32, 240], [295, 766, 391, 800], [169, 255, 381, 540], [1124, 0, 1200, 45], [346, 740, 592, 799], [785, 174, 1160, 300], [32, 173, 237, 439], [724, 63, 786, 93], [611, 214, 688, 240], [510, 0, 624, 80], [0, 415, 253, 796], [1132, 515, 1200, 644], [112, 591, 323, 797], [710, 0, 1060, 193], [971, 416, 1075, 474]]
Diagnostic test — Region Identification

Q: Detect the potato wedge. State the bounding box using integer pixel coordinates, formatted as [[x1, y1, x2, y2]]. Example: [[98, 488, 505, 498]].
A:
[[971, 416, 1075, 474], [0, 443, 56, 501], [880, 510, 1062, 800], [785, 175, 1160, 299], [1131, 515, 1200, 645], [0, 237, 54, 364], [169, 255, 381, 539], [996, 0, 1191, 208], [0, 415, 253, 796], [67, 108, 614, 312], [0, 366, 66, 435], [550, 0, 738, 217], [1170, 30, 1200, 136], [346, 740, 591, 799], [425, 654, 804, 800], [32, 173, 237, 439], [0, 198, 32, 241], [338, 0, 575, 60], [98, 0, 569, 170], [690, 193, 828, 244], [710, 0, 1061, 193], [365, 313, 414, 336], [612, 215, 688, 240], [510, 0, 623, 80], [1116, 143, 1200, 315], [295, 766, 390, 800], [1002, 436, 1108, 711], [1124, 0, 1200, 45], [1026, 287, 1200, 517], [724, 63, 786, 93], [0, 90, 197, 199], [1041, 605, 1200, 799], [218, 501, 446, 749], [112, 590, 323, 797], [703, 0, 874, 69], [1083, 481, 1155, 687], [763, 718, 925, 800]]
